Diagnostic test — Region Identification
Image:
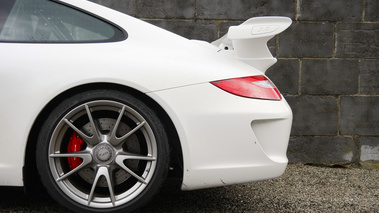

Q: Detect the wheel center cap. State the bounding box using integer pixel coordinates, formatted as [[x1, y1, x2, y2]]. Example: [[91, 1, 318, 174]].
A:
[[94, 144, 114, 164]]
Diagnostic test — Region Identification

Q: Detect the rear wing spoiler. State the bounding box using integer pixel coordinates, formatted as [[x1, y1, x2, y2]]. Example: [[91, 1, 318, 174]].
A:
[[212, 17, 292, 72]]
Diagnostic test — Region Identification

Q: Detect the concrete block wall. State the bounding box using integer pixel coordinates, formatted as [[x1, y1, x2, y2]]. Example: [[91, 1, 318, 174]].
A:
[[90, 0, 379, 168]]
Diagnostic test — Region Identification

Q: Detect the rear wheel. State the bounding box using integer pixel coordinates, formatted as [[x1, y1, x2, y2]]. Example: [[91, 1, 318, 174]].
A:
[[36, 89, 169, 213]]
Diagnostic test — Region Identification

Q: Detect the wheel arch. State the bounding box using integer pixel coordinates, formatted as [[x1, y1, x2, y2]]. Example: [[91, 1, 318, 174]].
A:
[[23, 83, 183, 195]]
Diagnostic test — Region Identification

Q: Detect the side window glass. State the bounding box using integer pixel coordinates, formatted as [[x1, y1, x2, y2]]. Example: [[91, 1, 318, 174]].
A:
[[0, 0, 125, 42]]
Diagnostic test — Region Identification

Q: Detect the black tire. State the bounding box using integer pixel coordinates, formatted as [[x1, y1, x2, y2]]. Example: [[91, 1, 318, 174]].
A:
[[36, 89, 169, 213]]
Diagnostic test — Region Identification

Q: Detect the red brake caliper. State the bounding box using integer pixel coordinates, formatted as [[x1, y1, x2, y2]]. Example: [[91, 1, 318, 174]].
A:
[[67, 131, 84, 170]]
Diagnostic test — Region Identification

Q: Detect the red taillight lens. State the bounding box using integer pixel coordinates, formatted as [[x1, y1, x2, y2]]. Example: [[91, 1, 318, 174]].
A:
[[211, 75, 282, 100]]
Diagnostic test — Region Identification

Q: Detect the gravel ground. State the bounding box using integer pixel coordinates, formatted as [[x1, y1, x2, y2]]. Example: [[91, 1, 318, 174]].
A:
[[0, 164, 378, 212]]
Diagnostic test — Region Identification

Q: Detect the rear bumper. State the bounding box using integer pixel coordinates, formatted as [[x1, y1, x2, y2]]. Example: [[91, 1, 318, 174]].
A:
[[149, 82, 292, 190]]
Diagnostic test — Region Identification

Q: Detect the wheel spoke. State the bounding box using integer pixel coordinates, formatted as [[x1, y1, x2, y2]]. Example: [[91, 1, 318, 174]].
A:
[[117, 151, 156, 161], [50, 152, 92, 182], [84, 104, 102, 143], [110, 120, 146, 146], [115, 153, 155, 184], [88, 166, 116, 206], [64, 119, 98, 146], [109, 106, 126, 142]]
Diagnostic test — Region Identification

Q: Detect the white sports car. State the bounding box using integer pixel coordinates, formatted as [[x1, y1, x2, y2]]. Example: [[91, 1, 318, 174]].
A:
[[0, 0, 292, 212]]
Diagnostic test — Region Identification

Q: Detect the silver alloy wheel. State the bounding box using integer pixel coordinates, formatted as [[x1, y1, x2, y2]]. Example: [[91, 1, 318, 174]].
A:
[[48, 100, 158, 208]]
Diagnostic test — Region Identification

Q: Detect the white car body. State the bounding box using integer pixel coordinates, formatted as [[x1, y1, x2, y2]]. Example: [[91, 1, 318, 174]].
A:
[[0, 0, 292, 211]]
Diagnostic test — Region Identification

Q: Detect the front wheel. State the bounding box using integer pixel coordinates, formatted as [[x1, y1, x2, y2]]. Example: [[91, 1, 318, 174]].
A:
[[36, 89, 169, 213]]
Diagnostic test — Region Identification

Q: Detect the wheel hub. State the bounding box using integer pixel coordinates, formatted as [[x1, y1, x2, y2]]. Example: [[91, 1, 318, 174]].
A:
[[93, 143, 114, 164]]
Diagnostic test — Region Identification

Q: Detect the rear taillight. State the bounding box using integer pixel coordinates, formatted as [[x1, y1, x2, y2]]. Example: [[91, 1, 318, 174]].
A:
[[211, 75, 282, 100]]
